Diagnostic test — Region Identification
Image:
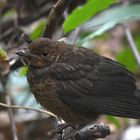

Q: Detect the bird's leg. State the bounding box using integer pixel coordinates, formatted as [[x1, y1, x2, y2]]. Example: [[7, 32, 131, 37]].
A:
[[47, 123, 75, 140], [61, 124, 75, 139], [54, 123, 73, 133]]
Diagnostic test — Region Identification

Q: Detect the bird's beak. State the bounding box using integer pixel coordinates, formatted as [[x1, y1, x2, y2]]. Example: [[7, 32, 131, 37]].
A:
[[16, 50, 31, 58], [16, 50, 40, 59]]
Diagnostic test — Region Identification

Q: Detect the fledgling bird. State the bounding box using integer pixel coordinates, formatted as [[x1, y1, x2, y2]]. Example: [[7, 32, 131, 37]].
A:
[[17, 37, 140, 125]]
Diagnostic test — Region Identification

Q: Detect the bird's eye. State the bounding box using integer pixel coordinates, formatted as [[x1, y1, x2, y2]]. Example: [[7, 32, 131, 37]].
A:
[[42, 52, 48, 56]]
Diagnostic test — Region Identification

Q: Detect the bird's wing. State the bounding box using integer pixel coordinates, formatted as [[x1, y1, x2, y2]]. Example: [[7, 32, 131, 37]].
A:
[[49, 63, 92, 80], [50, 58, 140, 119], [90, 56, 136, 98]]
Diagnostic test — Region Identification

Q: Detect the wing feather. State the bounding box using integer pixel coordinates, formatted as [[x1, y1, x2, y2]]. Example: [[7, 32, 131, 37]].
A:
[[49, 57, 139, 119]]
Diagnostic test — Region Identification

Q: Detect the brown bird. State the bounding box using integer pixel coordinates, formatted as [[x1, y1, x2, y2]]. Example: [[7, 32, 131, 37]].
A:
[[17, 37, 140, 125]]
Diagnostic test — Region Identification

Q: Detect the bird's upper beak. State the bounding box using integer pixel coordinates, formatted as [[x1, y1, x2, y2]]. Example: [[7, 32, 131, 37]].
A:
[[16, 50, 31, 58], [16, 50, 41, 59]]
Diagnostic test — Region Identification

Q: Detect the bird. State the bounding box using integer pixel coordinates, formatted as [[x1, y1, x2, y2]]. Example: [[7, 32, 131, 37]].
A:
[[16, 37, 140, 125]]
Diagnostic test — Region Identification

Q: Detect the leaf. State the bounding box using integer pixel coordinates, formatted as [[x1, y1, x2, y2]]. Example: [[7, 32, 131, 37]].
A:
[[0, 47, 9, 75], [116, 35, 140, 73], [0, 47, 7, 59], [106, 116, 121, 129], [64, 0, 116, 33], [80, 2, 140, 44], [18, 66, 28, 77], [3, 8, 16, 19], [30, 21, 45, 40], [116, 48, 138, 73], [80, 22, 116, 45]]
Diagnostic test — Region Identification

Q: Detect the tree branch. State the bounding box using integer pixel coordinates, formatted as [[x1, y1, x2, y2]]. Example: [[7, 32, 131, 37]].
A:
[[0, 4, 52, 39], [0, 102, 57, 117], [42, 0, 72, 38], [124, 23, 140, 67], [69, 123, 110, 140], [5, 95, 18, 140], [67, 27, 80, 45], [48, 123, 111, 140]]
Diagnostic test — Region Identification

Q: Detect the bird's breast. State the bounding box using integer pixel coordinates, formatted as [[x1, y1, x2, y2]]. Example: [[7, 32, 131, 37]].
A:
[[27, 72, 58, 109], [27, 70, 97, 124], [27, 71, 72, 117]]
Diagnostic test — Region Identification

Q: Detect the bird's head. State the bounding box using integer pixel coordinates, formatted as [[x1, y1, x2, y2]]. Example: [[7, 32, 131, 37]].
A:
[[16, 37, 65, 68]]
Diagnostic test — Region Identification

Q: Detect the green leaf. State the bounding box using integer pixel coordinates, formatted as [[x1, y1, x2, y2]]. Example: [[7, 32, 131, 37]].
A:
[[116, 48, 139, 73], [0, 47, 7, 58], [64, 0, 116, 33], [30, 21, 45, 40], [116, 35, 140, 73], [80, 22, 116, 44], [3, 8, 16, 19], [18, 66, 28, 77], [80, 3, 140, 44], [106, 116, 121, 129]]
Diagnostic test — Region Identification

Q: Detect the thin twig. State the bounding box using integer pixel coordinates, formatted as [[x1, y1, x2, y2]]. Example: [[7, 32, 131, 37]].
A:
[[124, 23, 140, 67], [5, 96, 18, 140], [67, 27, 80, 45], [0, 102, 57, 117], [42, 0, 72, 38]]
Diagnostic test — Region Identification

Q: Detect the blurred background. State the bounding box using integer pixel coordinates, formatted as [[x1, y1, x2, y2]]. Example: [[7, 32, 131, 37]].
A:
[[0, 0, 140, 140]]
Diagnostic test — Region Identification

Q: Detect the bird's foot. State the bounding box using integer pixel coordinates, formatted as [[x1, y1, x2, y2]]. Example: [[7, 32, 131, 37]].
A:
[[47, 123, 75, 140], [55, 123, 74, 133]]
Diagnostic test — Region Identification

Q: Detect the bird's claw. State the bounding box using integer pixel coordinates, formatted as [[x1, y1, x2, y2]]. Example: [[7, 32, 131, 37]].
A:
[[47, 123, 75, 140]]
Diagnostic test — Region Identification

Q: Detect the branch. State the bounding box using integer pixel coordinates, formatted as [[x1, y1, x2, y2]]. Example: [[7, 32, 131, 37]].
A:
[[70, 123, 110, 140], [0, 5, 52, 38], [0, 102, 57, 117], [124, 23, 140, 67], [42, 0, 72, 38], [48, 123, 111, 140], [5, 96, 18, 140], [67, 27, 80, 45]]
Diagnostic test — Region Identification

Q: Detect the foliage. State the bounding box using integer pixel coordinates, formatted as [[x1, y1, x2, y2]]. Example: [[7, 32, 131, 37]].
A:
[[30, 21, 45, 40], [0, 47, 7, 60], [116, 35, 140, 73], [106, 116, 121, 129], [80, 3, 140, 43], [64, 1, 140, 73], [64, 0, 116, 33], [18, 66, 28, 77]]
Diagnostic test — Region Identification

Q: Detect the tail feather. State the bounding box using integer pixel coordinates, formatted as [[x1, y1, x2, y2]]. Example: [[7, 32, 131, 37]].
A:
[[75, 96, 140, 119]]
